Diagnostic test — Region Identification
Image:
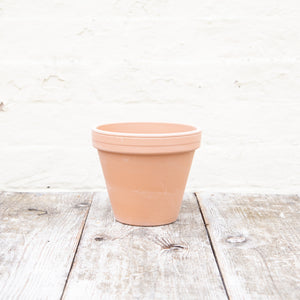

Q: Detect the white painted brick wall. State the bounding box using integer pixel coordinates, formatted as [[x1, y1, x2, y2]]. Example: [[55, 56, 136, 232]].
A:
[[1, 1, 300, 192]]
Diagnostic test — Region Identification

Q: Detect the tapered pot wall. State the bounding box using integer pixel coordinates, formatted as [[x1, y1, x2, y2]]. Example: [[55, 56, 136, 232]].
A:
[[98, 150, 195, 226]]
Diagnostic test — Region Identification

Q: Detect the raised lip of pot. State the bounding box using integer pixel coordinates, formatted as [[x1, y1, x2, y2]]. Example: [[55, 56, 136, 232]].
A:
[[92, 122, 202, 154], [92, 122, 201, 138]]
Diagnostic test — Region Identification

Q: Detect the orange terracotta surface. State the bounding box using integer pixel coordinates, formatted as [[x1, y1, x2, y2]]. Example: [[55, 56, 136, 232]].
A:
[[92, 122, 201, 226]]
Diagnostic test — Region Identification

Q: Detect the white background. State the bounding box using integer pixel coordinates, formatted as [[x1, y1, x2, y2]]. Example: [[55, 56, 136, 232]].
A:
[[1, 1, 299, 193]]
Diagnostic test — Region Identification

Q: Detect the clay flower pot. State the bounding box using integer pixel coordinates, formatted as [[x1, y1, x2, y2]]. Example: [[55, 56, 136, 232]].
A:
[[92, 122, 201, 226]]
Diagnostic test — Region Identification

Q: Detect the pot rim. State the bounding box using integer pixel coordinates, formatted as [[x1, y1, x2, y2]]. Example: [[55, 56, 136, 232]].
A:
[[92, 122, 201, 138]]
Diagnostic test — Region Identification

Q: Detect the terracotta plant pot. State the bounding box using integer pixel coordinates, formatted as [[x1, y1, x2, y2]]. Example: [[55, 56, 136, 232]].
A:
[[92, 122, 201, 226]]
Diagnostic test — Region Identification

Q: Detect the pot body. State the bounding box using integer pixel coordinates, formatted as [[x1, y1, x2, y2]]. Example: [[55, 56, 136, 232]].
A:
[[92, 122, 201, 226]]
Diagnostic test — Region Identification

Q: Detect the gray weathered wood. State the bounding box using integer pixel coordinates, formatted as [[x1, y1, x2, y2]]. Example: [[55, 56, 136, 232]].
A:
[[196, 193, 300, 300], [62, 192, 227, 299], [0, 192, 93, 300]]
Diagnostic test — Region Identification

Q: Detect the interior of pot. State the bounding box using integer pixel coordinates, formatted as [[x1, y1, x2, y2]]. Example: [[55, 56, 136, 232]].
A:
[[96, 122, 197, 135]]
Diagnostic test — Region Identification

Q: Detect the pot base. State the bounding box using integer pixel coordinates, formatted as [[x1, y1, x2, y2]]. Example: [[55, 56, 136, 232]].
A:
[[115, 218, 177, 227]]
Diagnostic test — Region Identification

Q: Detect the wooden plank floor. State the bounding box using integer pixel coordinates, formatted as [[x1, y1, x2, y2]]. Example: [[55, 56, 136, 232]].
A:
[[196, 193, 300, 300], [62, 192, 226, 299], [0, 192, 94, 299], [0, 192, 299, 299]]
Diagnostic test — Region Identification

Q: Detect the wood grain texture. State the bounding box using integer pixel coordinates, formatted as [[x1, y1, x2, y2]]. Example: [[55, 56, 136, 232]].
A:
[[196, 193, 300, 300], [62, 192, 227, 300], [0, 192, 93, 300]]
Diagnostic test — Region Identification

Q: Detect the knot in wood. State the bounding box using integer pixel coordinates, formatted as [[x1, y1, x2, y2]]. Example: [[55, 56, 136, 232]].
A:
[[74, 202, 89, 208], [27, 208, 48, 216], [166, 244, 185, 251], [94, 234, 110, 242], [226, 235, 246, 244], [155, 237, 186, 252], [95, 237, 104, 242]]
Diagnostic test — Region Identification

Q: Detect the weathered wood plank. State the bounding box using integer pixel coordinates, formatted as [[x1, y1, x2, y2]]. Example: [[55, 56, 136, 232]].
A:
[[196, 193, 300, 300], [62, 192, 227, 299], [0, 192, 93, 300]]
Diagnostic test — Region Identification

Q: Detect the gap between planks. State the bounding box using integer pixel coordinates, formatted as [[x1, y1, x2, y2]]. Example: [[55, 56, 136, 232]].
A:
[[194, 193, 230, 300], [60, 195, 93, 300]]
